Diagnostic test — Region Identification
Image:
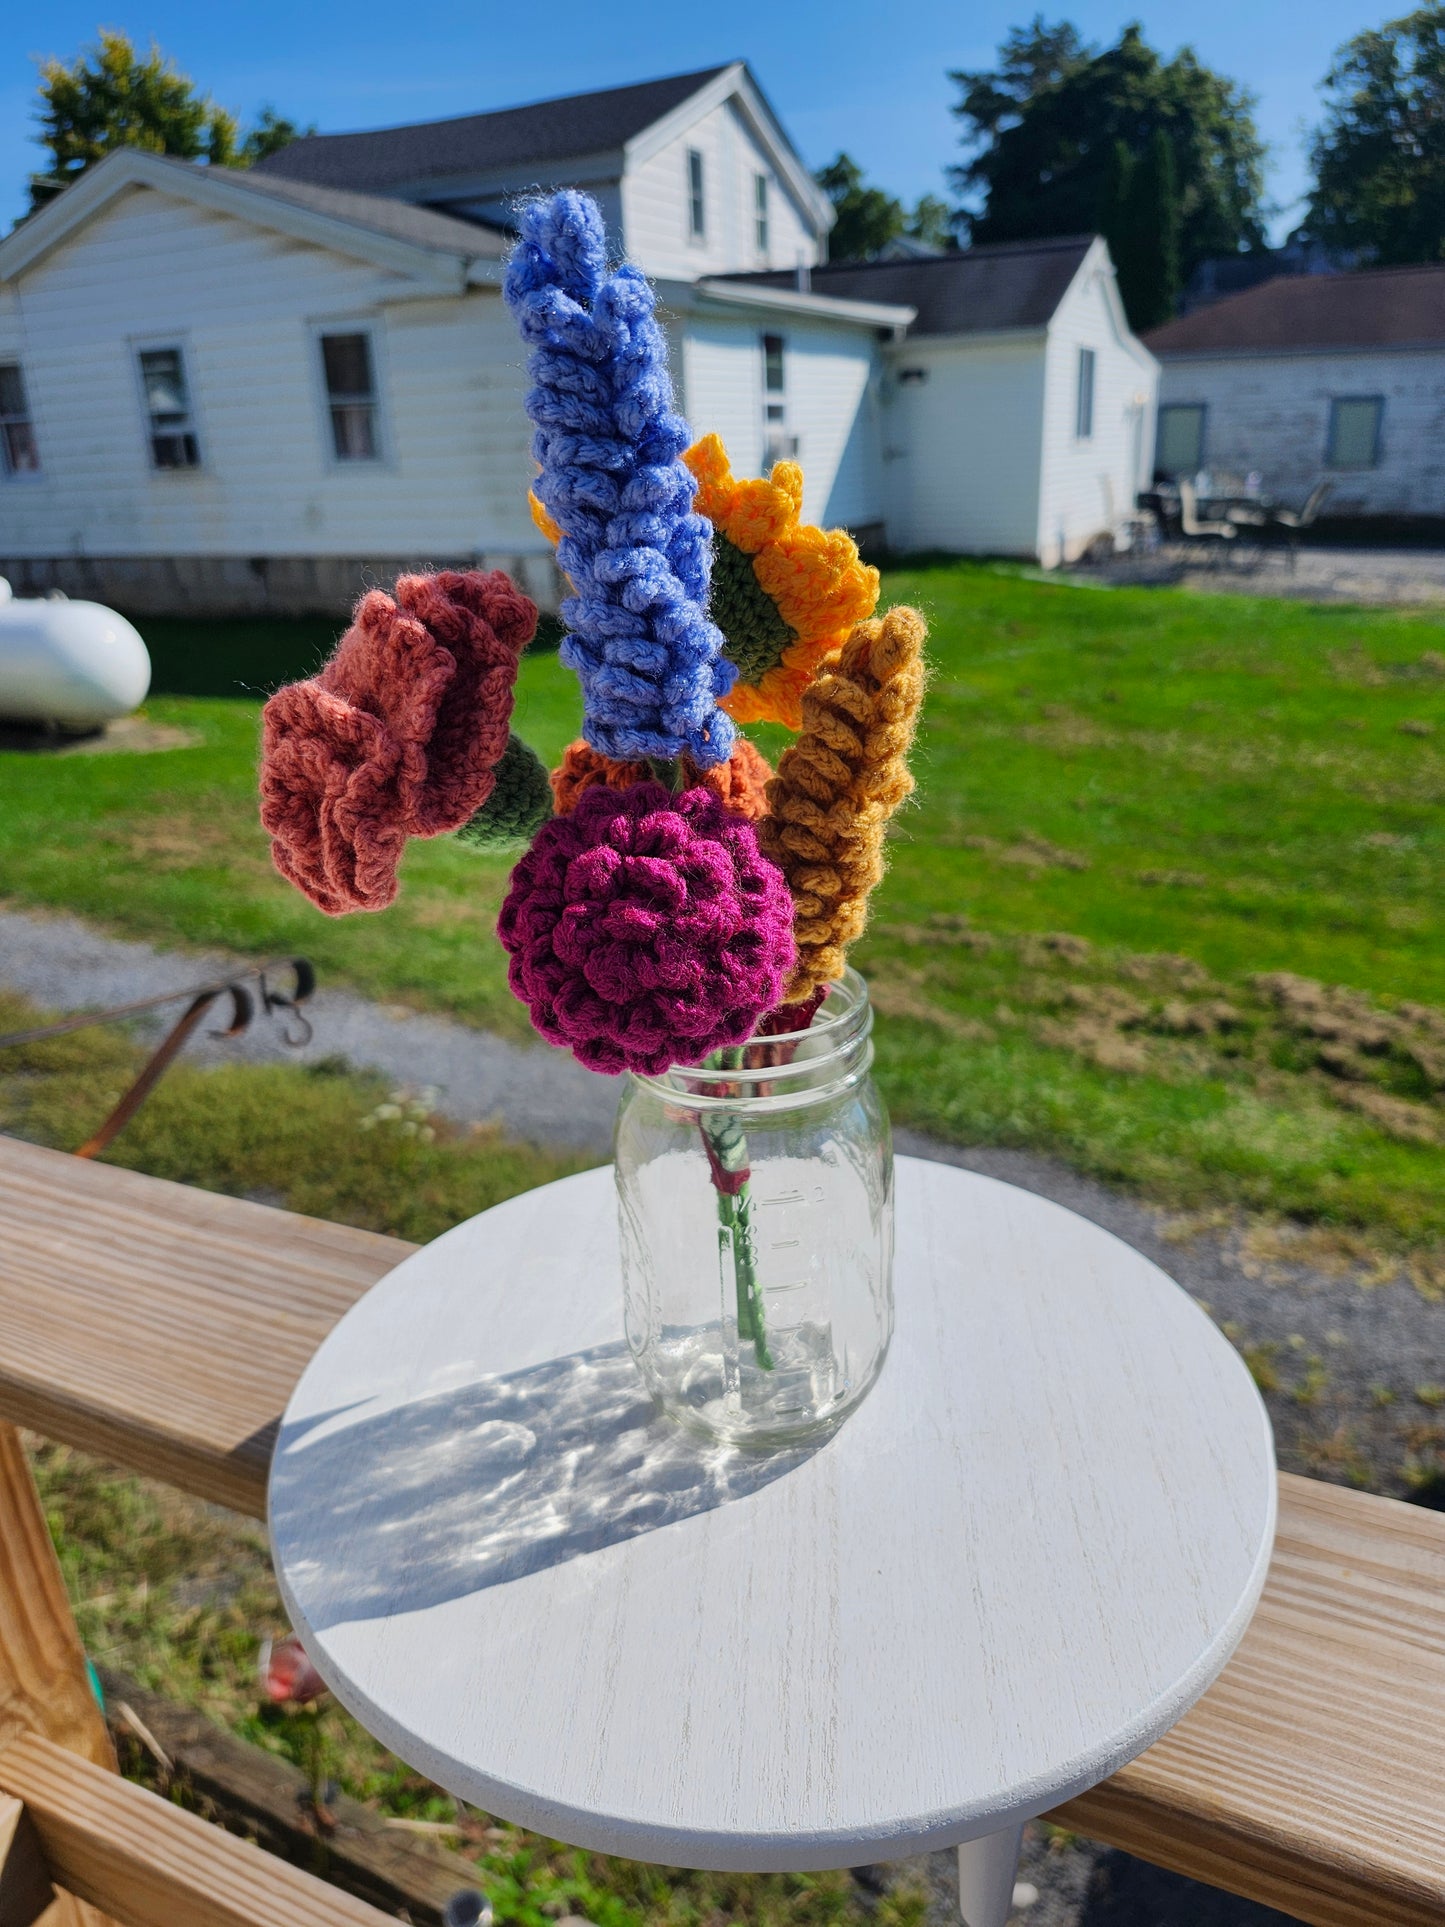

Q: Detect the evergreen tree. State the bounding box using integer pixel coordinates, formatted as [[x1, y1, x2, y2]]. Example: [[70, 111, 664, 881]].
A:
[[949, 18, 1265, 284], [815, 153, 906, 261], [1123, 127, 1181, 329]]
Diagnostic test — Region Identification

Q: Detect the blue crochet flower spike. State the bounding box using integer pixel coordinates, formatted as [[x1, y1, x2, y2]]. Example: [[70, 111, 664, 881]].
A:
[[504, 190, 736, 769]]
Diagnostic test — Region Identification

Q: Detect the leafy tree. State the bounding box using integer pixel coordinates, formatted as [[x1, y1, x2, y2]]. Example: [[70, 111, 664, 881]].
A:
[[907, 194, 957, 250], [816, 153, 906, 261], [1305, 6, 1445, 264], [29, 32, 307, 211], [816, 154, 957, 260], [949, 16, 1266, 293], [241, 108, 312, 168]]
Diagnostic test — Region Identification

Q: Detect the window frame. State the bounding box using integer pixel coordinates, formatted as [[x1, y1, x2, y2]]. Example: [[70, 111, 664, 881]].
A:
[[1075, 346, 1096, 441], [0, 360, 41, 480], [1325, 394, 1384, 471], [760, 332, 795, 469], [133, 339, 204, 473], [1155, 401, 1207, 477], [754, 172, 770, 257], [308, 319, 390, 470], [687, 148, 706, 243], [317, 326, 383, 465]]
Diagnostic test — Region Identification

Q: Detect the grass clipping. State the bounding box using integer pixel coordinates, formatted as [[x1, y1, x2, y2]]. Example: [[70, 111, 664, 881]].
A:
[[760, 606, 926, 1001]]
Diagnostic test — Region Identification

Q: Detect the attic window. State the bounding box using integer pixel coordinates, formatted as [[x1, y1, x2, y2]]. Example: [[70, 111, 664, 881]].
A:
[[754, 173, 769, 256], [137, 347, 200, 470], [0, 363, 40, 475], [687, 149, 706, 242], [321, 332, 379, 462]]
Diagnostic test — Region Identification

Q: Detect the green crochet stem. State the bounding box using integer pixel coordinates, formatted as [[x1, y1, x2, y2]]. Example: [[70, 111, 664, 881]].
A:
[[702, 1045, 772, 1373], [456, 732, 552, 848]]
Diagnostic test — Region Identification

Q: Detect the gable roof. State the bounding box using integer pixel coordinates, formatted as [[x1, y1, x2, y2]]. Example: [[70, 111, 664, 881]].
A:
[[1144, 262, 1445, 356], [223, 166, 508, 256], [719, 234, 1096, 337], [255, 66, 735, 193], [0, 149, 506, 290]]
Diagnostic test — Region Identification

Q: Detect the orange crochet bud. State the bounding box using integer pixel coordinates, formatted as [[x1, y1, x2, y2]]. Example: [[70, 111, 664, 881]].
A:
[[758, 605, 927, 1001], [682, 434, 879, 730]]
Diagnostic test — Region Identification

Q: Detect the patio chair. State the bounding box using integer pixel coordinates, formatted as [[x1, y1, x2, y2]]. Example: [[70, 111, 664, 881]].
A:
[[1177, 479, 1237, 562], [1269, 481, 1331, 570]]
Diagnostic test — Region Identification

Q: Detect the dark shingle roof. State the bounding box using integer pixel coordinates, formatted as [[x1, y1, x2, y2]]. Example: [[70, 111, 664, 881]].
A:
[[210, 164, 508, 257], [717, 235, 1094, 337], [254, 66, 734, 193], [1144, 263, 1445, 355]]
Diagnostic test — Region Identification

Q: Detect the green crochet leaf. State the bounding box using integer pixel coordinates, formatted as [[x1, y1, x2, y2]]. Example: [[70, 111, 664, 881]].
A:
[[455, 733, 553, 849], [709, 530, 797, 686]]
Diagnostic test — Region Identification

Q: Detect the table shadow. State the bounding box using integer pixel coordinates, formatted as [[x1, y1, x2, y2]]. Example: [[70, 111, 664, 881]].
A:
[[272, 1341, 818, 1629]]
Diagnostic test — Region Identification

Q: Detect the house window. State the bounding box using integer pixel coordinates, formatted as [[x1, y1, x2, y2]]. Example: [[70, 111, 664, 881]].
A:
[[1156, 402, 1206, 476], [0, 363, 39, 475], [1326, 395, 1383, 470], [760, 332, 795, 467], [137, 347, 200, 469], [754, 173, 769, 255], [687, 149, 706, 241], [320, 332, 379, 461], [1075, 347, 1096, 439]]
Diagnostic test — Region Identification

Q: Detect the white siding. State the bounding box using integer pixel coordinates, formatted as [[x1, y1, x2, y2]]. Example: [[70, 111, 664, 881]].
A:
[[623, 100, 818, 281], [0, 185, 540, 563], [881, 336, 1046, 556], [679, 313, 883, 528], [1156, 349, 1445, 517], [1037, 254, 1158, 565]]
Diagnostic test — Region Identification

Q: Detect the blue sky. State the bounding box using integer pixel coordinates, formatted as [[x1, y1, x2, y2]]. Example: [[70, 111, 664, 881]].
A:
[[1, 2, 1388, 240]]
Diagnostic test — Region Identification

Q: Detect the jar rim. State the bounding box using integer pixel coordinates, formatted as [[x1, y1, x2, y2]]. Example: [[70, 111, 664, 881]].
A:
[[629, 968, 873, 1105]]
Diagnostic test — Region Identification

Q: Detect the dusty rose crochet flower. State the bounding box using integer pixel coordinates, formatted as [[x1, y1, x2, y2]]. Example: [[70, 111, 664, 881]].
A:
[[549, 736, 773, 823], [498, 782, 795, 1075], [260, 570, 536, 914]]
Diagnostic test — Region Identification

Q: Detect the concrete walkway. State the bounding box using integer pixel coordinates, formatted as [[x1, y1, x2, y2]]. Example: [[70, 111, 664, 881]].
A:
[[0, 904, 619, 1153]]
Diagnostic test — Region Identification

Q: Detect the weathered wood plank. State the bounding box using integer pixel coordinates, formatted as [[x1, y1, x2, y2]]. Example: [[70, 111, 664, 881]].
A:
[[0, 1422, 114, 1770], [2, 1132, 1443, 1923], [1051, 1474, 1445, 1927], [0, 1137, 409, 1515], [0, 1733, 403, 1927], [0, 1791, 56, 1927]]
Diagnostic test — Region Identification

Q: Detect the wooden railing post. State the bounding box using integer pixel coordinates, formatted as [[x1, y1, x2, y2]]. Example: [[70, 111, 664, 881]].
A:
[[0, 1421, 120, 1925]]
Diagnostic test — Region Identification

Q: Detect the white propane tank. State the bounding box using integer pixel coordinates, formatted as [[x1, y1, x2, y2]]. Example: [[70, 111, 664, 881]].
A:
[[0, 579, 151, 731]]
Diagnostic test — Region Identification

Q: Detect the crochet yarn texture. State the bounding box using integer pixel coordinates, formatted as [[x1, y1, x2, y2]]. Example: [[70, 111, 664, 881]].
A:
[[759, 605, 927, 1001], [497, 781, 795, 1075], [550, 735, 773, 823], [456, 733, 553, 848], [505, 191, 736, 769], [684, 434, 880, 730], [260, 570, 535, 914]]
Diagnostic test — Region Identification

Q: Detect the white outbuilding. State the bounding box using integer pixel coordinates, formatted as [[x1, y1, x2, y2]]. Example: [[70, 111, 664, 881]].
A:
[[0, 63, 1159, 613], [1145, 263, 1445, 531]]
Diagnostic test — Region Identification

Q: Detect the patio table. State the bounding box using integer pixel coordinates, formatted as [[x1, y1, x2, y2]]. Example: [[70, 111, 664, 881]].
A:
[[269, 1158, 1276, 1927]]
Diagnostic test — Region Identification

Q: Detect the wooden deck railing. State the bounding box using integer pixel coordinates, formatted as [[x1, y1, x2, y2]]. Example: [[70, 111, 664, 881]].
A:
[[0, 1132, 1442, 1925]]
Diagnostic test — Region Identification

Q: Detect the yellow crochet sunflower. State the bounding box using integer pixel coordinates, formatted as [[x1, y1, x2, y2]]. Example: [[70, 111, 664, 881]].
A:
[[683, 434, 879, 729]]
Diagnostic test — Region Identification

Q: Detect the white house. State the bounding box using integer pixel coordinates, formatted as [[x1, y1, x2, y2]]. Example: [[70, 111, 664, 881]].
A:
[[1145, 263, 1445, 528], [0, 63, 1158, 614]]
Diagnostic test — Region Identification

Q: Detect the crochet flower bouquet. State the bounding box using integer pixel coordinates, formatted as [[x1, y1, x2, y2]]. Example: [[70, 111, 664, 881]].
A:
[[259, 190, 926, 1375]]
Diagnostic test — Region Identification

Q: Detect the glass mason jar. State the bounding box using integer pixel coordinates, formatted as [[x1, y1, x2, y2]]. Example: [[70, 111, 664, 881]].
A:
[[615, 969, 893, 1448]]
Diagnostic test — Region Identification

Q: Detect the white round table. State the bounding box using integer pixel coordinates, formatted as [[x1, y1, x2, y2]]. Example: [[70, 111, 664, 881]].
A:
[[270, 1159, 1275, 1927]]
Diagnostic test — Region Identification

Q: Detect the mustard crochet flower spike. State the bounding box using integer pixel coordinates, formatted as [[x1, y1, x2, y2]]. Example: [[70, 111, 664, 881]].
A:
[[682, 433, 880, 730]]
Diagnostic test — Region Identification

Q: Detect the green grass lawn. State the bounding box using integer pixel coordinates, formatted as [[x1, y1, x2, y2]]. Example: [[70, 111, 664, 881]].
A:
[[4, 560, 1443, 1270]]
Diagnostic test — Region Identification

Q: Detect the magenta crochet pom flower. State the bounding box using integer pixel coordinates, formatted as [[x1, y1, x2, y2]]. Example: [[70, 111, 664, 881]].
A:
[[498, 782, 795, 1075]]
